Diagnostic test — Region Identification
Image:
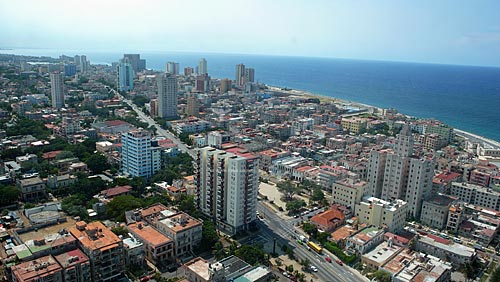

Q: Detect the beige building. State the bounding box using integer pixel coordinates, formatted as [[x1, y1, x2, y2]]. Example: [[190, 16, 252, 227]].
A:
[[127, 221, 174, 267], [356, 197, 408, 233], [341, 117, 367, 134], [332, 178, 367, 210]]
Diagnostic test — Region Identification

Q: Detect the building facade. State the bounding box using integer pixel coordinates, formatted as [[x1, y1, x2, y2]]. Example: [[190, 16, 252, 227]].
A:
[[121, 129, 161, 178], [157, 73, 178, 118], [195, 147, 259, 235], [117, 58, 134, 92], [50, 72, 64, 109]]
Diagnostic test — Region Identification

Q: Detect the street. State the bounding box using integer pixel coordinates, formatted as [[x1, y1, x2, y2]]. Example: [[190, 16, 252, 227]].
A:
[[257, 201, 368, 282]]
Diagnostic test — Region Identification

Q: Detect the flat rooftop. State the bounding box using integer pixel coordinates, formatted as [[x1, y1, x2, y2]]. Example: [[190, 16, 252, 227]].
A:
[[363, 241, 402, 265]]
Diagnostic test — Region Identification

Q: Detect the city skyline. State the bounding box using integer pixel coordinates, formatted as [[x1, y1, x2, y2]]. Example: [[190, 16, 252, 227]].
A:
[[1, 0, 500, 67]]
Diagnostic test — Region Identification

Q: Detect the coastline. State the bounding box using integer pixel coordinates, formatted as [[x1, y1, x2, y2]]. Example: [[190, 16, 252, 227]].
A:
[[267, 85, 500, 149]]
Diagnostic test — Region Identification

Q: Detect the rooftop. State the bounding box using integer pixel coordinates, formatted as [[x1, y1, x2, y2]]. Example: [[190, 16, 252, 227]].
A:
[[363, 241, 402, 265], [128, 222, 172, 246], [11, 255, 62, 281], [69, 221, 122, 252], [54, 248, 89, 268], [159, 213, 202, 233], [183, 257, 210, 281]]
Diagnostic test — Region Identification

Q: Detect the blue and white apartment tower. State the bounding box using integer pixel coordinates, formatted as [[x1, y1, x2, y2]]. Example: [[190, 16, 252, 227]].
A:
[[121, 129, 161, 178], [117, 57, 134, 91]]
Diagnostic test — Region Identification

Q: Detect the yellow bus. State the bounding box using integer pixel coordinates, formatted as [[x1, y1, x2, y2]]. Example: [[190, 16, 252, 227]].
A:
[[307, 241, 322, 254]]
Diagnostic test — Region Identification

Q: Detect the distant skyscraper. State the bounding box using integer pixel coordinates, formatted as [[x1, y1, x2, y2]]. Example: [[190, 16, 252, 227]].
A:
[[157, 73, 178, 118], [150, 99, 158, 117], [198, 58, 207, 75], [195, 147, 259, 235], [50, 72, 64, 109], [185, 94, 200, 117], [64, 64, 77, 76], [220, 78, 231, 93], [121, 129, 161, 178], [235, 63, 245, 87], [184, 67, 194, 76], [79, 55, 89, 73], [166, 62, 180, 75], [195, 74, 210, 93], [123, 54, 146, 73], [244, 68, 255, 83], [117, 58, 134, 92]]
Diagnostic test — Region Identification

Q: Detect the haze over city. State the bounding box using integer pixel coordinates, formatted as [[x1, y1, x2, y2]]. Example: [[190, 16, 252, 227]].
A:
[[1, 0, 500, 67]]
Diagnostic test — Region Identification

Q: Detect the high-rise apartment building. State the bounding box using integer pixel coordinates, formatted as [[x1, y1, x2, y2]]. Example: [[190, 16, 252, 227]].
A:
[[150, 99, 158, 117], [157, 73, 178, 118], [186, 94, 200, 117], [50, 72, 64, 109], [195, 74, 210, 93], [79, 55, 89, 73], [184, 67, 194, 76], [121, 129, 161, 178], [195, 147, 259, 235], [123, 54, 146, 73], [117, 58, 134, 92], [166, 62, 180, 75], [220, 78, 231, 93], [197, 58, 207, 75], [235, 63, 245, 87], [244, 68, 255, 83], [366, 125, 435, 219]]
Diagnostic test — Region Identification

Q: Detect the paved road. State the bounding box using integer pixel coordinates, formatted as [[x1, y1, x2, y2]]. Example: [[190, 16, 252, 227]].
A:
[[110, 88, 196, 158], [257, 201, 368, 282]]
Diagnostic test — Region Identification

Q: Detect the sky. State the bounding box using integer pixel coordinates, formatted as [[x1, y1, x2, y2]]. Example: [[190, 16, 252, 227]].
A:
[[1, 0, 500, 67]]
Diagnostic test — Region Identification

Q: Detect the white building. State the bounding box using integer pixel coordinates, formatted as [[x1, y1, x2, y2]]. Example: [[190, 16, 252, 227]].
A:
[[50, 72, 64, 109], [121, 129, 161, 178], [166, 62, 180, 75], [405, 156, 435, 218], [195, 147, 259, 235], [157, 73, 178, 118], [117, 58, 134, 92], [198, 58, 207, 75], [356, 197, 408, 233]]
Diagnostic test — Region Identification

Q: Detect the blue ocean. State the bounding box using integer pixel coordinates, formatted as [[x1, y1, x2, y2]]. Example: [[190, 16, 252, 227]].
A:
[[2, 49, 500, 142]]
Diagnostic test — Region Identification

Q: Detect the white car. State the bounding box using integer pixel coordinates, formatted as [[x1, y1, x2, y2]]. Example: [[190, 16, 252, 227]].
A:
[[310, 265, 318, 272]]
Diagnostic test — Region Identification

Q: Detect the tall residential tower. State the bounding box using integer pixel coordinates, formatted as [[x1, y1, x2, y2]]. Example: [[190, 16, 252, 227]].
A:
[[121, 129, 161, 178], [117, 58, 134, 92], [195, 147, 259, 235], [50, 72, 64, 109], [157, 73, 178, 118]]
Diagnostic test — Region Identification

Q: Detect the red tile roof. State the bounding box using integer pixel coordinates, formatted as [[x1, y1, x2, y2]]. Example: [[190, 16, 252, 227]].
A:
[[100, 185, 132, 198], [311, 209, 345, 228]]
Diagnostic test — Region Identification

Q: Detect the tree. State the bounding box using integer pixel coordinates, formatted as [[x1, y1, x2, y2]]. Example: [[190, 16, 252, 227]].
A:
[[106, 195, 144, 222], [302, 222, 318, 237], [373, 270, 391, 282], [176, 194, 201, 218], [286, 199, 306, 214], [234, 245, 267, 265], [0, 185, 20, 207], [310, 188, 325, 202], [277, 180, 299, 200], [197, 220, 219, 253], [85, 153, 110, 174]]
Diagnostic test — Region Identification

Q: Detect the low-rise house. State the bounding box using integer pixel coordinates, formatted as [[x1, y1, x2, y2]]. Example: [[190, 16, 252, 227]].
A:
[[310, 207, 345, 233], [17, 176, 46, 201], [415, 233, 476, 267], [346, 226, 385, 254], [11, 255, 63, 282]]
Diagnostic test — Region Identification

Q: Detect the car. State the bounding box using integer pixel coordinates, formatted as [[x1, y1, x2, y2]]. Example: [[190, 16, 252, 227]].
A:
[[453, 237, 462, 243], [325, 256, 332, 263], [336, 259, 343, 266], [310, 266, 318, 272]]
